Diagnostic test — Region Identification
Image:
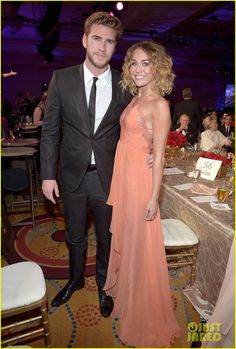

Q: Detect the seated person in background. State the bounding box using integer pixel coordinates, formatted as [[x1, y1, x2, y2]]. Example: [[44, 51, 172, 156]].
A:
[[202, 108, 218, 123], [219, 113, 235, 154], [200, 115, 232, 152], [219, 113, 234, 138], [175, 113, 197, 145], [33, 92, 47, 126], [1, 116, 10, 139]]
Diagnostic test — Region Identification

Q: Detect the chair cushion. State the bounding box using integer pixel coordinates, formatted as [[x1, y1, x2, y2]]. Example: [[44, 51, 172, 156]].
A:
[[2, 168, 29, 192], [161, 219, 198, 247], [2, 261, 46, 311]]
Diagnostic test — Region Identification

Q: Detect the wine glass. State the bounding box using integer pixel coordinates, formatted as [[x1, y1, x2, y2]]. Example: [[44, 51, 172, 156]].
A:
[[192, 169, 200, 182]]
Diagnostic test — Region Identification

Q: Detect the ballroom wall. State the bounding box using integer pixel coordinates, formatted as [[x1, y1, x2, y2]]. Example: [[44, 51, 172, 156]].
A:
[[2, 48, 231, 113]]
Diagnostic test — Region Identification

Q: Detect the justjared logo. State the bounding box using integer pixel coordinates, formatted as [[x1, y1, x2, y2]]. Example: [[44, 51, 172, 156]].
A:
[[187, 322, 222, 342]]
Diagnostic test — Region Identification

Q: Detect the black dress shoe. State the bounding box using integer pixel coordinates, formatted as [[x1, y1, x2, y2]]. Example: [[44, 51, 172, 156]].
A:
[[98, 289, 114, 317], [51, 280, 84, 307]]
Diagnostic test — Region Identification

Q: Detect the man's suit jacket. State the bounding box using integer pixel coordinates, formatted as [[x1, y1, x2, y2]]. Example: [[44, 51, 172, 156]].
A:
[[40, 64, 132, 194], [172, 99, 202, 132], [218, 124, 234, 138]]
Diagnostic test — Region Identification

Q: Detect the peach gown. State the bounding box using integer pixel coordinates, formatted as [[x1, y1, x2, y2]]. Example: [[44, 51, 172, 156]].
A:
[[104, 100, 182, 347]]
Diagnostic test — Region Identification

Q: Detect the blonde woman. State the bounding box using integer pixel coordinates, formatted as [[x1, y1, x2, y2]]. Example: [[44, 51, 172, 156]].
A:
[[200, 115, 232, 151], [104, 41, 182, 347]]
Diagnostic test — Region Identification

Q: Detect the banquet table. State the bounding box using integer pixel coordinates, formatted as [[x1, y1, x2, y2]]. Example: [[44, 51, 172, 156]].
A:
[[2, 138, 40, 147], [159, 157, 234, 320], [20, 124, 38, 138]]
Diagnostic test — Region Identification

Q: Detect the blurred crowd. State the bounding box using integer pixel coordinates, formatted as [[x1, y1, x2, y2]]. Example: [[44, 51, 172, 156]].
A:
[[1, 87, 234, 155]]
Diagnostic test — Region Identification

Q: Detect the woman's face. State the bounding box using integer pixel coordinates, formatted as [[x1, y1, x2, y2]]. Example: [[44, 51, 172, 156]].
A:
[[129, 48, 154, 89], [209, 119, 218, 130]]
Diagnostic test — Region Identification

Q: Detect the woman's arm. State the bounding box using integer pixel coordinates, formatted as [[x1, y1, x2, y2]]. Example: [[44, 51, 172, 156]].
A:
[[145, 98, 171, 220], [33, 106, 43, 125]]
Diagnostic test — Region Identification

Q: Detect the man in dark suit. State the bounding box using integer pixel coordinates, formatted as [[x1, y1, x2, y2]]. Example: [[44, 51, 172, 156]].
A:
[[219, 113, 234, 137], [172, 87, 202, 144], [40, 12, 131, 316], [219, 113, 235, 153]]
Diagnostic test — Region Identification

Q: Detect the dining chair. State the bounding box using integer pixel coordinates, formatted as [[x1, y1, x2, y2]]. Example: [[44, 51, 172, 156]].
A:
[[1, 261, 51, 348], [2, 167, 35, 227], [161, 218, 199, 286]]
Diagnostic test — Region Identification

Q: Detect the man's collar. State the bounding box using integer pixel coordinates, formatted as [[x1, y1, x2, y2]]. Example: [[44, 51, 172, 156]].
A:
[[83, 63, 111, 86]]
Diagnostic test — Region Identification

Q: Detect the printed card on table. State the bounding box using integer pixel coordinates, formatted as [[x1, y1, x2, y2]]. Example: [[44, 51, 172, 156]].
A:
[[195, 157, 222, 181]]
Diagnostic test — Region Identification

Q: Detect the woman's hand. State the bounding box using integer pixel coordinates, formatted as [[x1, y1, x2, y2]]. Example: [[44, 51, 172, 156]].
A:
[[145, 199, 158, 221]]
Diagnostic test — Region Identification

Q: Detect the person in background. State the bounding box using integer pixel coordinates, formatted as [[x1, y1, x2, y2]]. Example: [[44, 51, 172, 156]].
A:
[[201, 108, 218, 125], [173, 87, 202, 142], [33, 92, 47, 126], [200, 115, 232, 152], [1, 116, 10, 139], [104, 40, 182, 347], [175, 113, 197, 144], [15, 92, 25, 114], [2, 99, 13, 119], [40, 11, 132, 316], [219, 113, 234, 138], [218, 113, 235, 154]]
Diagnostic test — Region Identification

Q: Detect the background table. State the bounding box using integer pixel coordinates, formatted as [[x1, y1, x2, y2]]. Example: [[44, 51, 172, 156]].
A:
[[2, 147, 38, 227], [159, 157, 234, 320], [2, 138, 39, 147]]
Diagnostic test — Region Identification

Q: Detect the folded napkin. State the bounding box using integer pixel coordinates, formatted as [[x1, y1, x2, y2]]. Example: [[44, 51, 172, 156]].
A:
[[210, 202, 232, 211], [190, 182, 217, 195]]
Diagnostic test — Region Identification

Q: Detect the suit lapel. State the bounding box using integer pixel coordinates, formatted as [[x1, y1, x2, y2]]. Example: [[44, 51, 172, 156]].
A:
[[72, 65, 91, 134]]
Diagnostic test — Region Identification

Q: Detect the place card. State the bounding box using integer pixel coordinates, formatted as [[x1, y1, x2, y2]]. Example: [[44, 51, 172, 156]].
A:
[[163, 167, 185, 175], [173, 183, 193, 191], [210, 202, 232, 211], [190, 195, 218, 203], [195, 157, 222, 181]]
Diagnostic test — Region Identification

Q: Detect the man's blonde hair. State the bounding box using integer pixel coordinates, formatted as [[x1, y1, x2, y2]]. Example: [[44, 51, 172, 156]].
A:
[[84, 11, 123, 40]]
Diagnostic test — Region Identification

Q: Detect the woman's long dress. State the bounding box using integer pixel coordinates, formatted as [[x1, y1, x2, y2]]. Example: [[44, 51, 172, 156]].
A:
[[104, 101, 182, 347]]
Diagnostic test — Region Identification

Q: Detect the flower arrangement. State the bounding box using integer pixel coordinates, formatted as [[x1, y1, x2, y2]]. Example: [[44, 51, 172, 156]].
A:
[[198, 152, 232, 165], [166, 131, 187, 147]]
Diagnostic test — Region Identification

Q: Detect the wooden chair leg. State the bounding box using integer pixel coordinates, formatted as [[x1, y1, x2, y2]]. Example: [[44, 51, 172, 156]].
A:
[[190, 245, 198, 286], [1, 203, 16, 259], [40, 302, 51, 348]]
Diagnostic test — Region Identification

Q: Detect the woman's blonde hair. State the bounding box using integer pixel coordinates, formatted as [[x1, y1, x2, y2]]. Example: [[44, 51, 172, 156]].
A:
[[120, 40, 175, 96], [84, 11, 123, 40], [202, 115, 215, 130]]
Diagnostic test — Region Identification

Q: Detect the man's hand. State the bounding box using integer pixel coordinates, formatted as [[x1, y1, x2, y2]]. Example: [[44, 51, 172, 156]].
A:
[[42, 179, 59, 204]]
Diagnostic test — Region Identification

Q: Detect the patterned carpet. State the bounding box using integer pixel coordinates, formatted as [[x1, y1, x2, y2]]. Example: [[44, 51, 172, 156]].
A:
[[8, 213, 95, 278], [17, 271, 199, 348], [3, 205, 200, 348]]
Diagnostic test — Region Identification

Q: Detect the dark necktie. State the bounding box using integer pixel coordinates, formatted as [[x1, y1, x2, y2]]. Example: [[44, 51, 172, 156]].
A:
[[226, 126, 230, 136], [88, 77, 98, 134]]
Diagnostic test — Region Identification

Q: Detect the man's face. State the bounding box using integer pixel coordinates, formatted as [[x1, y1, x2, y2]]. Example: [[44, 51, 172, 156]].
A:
[[224, 115, 232, 125], [82, 24, 117, 73], [179, 115, 190, 128]]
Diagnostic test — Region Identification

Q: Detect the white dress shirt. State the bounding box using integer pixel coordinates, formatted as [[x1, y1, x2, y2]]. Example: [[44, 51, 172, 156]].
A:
[[225, 125, 230, 136], [84, 63, 112, 164]]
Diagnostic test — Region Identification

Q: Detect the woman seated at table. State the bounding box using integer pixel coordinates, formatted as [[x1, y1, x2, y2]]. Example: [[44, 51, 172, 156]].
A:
[[33, 92, 47, 126], [200, 115, 232, 152]]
